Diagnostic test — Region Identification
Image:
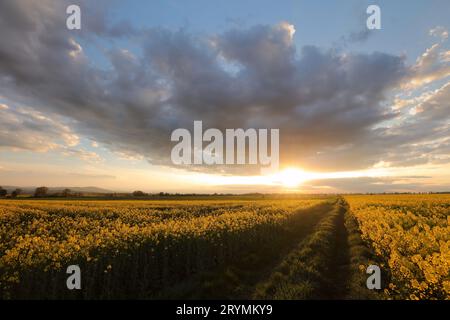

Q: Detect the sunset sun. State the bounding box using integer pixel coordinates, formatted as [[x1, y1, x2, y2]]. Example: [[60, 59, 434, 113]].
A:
[[276, 168, 312, 188]]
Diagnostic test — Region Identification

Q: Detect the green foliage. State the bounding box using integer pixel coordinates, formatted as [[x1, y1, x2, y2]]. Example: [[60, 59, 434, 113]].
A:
[[253, 200, 344, 299]]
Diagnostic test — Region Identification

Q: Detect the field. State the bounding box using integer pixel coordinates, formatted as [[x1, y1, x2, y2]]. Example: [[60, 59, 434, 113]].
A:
[[345, 194, 450, 300], [0, 194, 449, 299]]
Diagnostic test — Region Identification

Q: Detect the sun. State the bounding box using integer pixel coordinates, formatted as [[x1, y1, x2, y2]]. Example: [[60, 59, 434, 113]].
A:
[[276, 168, 311, 188]]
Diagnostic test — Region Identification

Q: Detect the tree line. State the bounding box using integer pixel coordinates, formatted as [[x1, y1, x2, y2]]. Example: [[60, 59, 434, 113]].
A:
[[0, 186, 152, 198], [0, 187, 236, 199], [0, 187, 22, 198]]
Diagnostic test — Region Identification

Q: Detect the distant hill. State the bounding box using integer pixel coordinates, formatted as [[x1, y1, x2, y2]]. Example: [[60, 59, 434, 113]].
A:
[[0, 186, 113, 194]]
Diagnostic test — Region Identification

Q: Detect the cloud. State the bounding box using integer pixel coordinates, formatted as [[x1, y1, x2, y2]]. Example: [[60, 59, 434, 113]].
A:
[[429, 26, 449, 41], [338, 29, 373, 47], [61, 147, 102, 163], [0, 101, 103, 163], [68, 172, 115, 179], [0, 103, 79, 152], [406, 42, 450, 89], [304, 176, 446, 193], [0, 0, 449, 176]]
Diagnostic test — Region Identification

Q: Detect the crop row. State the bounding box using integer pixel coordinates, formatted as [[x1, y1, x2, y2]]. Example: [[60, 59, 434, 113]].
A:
[[0, 198, 329, 298], [345, 195, 450, 299]]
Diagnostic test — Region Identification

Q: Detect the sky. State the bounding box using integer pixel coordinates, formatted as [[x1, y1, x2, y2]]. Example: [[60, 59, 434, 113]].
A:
[[0, 0, 450, 193]]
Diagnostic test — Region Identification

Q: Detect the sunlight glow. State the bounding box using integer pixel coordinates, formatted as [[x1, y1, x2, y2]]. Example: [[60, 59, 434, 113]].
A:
[[192, 166, 391, 191], [272, 168, 313, 188]]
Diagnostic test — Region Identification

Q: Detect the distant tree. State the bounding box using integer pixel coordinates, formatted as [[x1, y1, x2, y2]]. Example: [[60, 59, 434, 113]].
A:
[[11, 188, 22, 198], [0, 187, 7, 197], [132, 190, 147, 197], [34, 186, 49, 197], [62, 189, 71, 197]]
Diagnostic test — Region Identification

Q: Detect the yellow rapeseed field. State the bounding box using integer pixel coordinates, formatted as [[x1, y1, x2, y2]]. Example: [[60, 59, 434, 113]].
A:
[[345, 194, 450, 299], [1, 195, 448, 299], [0, 198, 328, 298]]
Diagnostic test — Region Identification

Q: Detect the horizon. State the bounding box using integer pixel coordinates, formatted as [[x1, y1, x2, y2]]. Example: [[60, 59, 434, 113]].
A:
[[1, 184, 450, 196]]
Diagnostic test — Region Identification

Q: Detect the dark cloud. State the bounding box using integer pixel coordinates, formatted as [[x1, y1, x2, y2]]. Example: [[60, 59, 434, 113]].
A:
[[338, 29, 373, 47], [0, 0, 449, 175]]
